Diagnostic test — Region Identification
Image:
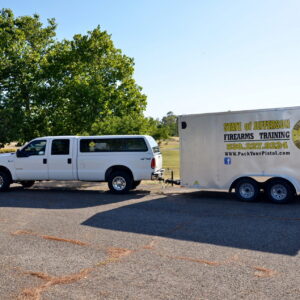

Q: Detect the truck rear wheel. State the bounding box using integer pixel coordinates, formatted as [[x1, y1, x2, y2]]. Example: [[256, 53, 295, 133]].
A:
[[0, 171, 11, 192], [235, 178, 259, 202], [108, 171, 133, 194], [266, 179, 294, 204], [21, 181, 35, 188]]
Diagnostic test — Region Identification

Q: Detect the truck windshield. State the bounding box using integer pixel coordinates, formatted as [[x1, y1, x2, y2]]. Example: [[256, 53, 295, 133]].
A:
[[147, 136, 160, 153]]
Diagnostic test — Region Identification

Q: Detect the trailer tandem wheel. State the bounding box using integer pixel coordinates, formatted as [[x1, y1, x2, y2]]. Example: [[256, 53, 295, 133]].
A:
[[266, 179, 295, 204], [235, 178, 259, 202]]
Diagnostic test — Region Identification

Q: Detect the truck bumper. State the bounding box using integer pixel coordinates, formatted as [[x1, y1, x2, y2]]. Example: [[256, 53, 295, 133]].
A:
[[151, 169, 164, 180]]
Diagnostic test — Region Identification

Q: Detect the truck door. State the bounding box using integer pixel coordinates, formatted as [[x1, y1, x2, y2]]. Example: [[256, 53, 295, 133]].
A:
[[15, 139, 49, 180], [48, 138, 76, 180]]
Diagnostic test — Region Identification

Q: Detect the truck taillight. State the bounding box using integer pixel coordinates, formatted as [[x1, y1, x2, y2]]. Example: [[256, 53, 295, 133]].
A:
[[151, 157, 156, 169]]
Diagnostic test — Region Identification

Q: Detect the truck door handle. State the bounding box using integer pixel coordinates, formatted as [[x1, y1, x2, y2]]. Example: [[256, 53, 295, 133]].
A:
[[43, 158, 47, 164], [68, 158, 72, 164]]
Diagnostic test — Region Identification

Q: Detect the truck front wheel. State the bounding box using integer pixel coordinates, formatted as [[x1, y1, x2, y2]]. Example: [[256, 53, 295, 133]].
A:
[[0, 171, 11, 192], [235, 178, 259, 202], [266, 179, 294, 204], [108, 171, 133, 194]]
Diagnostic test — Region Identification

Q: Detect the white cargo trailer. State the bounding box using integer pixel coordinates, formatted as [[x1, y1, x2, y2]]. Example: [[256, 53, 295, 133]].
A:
[[178, 106, 300, 203]]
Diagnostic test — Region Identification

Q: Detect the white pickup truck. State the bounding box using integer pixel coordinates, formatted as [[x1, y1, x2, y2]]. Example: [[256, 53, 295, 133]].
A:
[[0, 135, 163, 193]]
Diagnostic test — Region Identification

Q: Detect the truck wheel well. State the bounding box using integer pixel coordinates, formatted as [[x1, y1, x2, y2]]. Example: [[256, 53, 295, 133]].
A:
[[105, 166, 133, 181], [0, 166, 12, 183]]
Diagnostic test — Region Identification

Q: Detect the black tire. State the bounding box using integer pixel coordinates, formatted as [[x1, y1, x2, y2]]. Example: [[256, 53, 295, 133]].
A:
[[0, 171, 11, 192], [266, 179, 294, 204], [21, 181, 35, 188], [131, 180, 141, 190], [108, 171, 133, 194], [235, 178, 259, 202]]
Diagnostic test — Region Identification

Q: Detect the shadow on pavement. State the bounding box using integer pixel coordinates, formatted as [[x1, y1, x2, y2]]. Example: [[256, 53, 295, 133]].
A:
[[82, 190, 300, 256], [0, 184, 150, 209]]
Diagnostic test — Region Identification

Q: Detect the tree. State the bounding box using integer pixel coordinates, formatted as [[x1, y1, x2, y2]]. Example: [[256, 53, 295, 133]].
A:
[[90, 114, 169, 141], [90, 113, 151, 136], [161, 111, 178, 136], [0, 9, 57, 144], [0, 9, 147, 144]]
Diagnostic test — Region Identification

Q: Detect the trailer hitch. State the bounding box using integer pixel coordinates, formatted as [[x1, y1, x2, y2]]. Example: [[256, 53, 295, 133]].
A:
[[164, 179, 181, 186], [158, 169, 181, 186]]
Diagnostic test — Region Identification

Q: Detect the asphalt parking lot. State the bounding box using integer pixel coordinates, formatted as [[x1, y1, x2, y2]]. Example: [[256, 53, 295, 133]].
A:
[[0, 181, 300, 300]]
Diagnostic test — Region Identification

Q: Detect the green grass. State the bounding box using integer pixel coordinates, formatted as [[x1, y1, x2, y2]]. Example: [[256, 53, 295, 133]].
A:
[[0, 148, 16, 153], [160, 137, 180, 179]]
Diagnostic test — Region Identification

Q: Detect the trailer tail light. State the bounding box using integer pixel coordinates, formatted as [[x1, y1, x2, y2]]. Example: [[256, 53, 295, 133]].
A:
[[151, 157, 156, 169]]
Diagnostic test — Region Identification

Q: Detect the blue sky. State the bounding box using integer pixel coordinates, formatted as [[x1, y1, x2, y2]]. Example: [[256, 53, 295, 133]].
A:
[[2, 1, 300, 118]]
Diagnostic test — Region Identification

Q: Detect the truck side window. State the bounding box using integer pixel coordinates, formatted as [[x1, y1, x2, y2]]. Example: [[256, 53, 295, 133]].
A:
[[123, 138, 148, 151], [51, 139, 70, 155], [80, 138, 148, 152], [23, 140, 47, 156]]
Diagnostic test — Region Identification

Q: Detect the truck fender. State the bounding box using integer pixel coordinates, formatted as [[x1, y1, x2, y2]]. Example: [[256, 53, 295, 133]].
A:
[[105, 165, 134, 181]]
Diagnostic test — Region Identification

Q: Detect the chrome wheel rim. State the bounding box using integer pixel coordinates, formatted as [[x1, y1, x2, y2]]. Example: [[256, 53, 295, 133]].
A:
[[239, 183, 255, 199], [112, 176, 126, 191], [271, 184, 287, 201]]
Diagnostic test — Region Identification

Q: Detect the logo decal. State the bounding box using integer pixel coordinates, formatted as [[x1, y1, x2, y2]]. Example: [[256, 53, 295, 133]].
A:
[[293, 120, 300, 149], [224, 157, 231, 165]]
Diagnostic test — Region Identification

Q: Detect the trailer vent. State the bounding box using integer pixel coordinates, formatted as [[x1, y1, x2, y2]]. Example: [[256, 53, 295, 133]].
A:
[[181, 121, 187, 129]]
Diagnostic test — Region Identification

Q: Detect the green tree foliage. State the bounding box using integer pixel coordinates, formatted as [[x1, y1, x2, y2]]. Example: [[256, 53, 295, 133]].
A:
[[91, 113, 151, 136], [90, 114, 169, 141], [0, 9, 147, 144], [161, 111, 178, 136], [0, 9, 57, 144]]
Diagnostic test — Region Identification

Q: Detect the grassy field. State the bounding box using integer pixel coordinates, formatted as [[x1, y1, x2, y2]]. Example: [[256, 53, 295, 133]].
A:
[[160, 137, 180, 179]]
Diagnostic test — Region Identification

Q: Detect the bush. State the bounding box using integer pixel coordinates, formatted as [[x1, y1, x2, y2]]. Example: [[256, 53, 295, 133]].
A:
[[0, 148, 16, 153]]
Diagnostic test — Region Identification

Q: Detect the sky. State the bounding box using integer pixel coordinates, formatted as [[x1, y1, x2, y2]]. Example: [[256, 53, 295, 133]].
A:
[[2, 0, 300, 118]]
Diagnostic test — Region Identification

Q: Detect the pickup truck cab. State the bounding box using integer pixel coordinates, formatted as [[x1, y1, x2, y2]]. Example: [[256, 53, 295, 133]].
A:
[[0, 135, 163, 193]]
